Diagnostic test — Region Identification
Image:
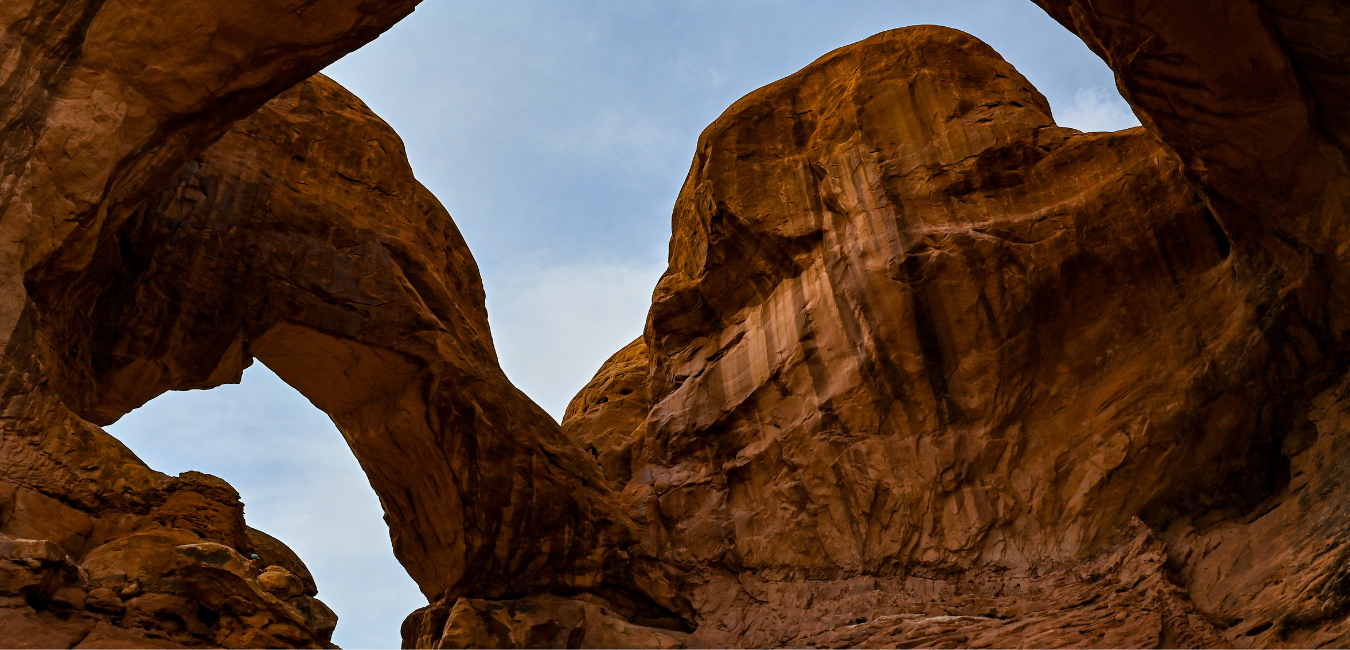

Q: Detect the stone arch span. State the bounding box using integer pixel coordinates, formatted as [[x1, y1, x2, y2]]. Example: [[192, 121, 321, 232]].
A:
[[15, 75, 686, 632]]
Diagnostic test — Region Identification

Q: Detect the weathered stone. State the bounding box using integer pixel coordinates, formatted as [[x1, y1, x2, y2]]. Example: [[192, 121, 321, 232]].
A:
[[287, 595, 339, 643], [0, 487, 95, 558], [3, 0, 1350, 646], [559, 25, 1238, 646], [257, 566, 305, 601], [74, 621, 186, 649], [1025, 2, 1350, 646], [405, 594, 689, 649], [0, 0, 423, 645], [553, 19, 1350, 646], [82, 587, 123, 615], [246, 527, 317, 597], [0, 606, 95, 649], [563, 337, 652, 488], [58, 71, 651, 617], [50, 586, 86, 610]]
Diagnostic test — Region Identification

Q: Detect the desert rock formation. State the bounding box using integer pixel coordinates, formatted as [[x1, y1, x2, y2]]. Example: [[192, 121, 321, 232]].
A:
[[0, 0, 425, 646], [0, 61, 680, 645], [561, 25, 1244, 648], [3, 0, 1350, 648], [556, 7, 1350, 646], [1030, 1, 1350, 646], [74, 70, 680, 630]]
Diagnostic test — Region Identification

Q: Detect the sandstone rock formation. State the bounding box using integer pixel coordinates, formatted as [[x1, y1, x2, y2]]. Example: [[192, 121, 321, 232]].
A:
[[556, 13, 1350, 645], [73, 71, 683, 631], [0, 0, 428, 646], [1, 60, 686, 644], [1028, 1, 1350, 646], [0, 472, 340, 648], [4, 0, 1350, 647], [3, 0, 689, 643], [558, 25, 1250, 647], [563, 338, 652, 489]]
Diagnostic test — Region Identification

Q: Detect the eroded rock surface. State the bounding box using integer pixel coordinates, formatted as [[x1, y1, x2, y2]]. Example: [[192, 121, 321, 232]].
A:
[[556, 22, 1350, 648], [0, 475, 340, 648], [3, 66, 683, 647], [1, 0, 679, 639], [1028, 1, 1350, 646], [563, 338, 653, 489], [74, 72, 671, 623], [0, 0, 426, 646]]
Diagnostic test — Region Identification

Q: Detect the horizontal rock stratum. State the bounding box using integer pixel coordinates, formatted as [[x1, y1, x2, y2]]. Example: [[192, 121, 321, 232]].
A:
[[2, 0, 1349, 648]]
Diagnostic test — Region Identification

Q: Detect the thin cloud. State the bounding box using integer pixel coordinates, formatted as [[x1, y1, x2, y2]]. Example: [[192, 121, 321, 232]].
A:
[[1057, 86, 1141, 133], [488, 258, 668, 420]]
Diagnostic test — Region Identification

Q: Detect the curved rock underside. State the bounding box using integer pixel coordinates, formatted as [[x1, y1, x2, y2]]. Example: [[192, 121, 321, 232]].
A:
[[2, 0, 1349, 648]]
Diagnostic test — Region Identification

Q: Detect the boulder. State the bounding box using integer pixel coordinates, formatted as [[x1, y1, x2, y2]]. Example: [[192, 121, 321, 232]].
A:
[[287, 595, 339, 643], [82, 588, 124, 615], [256, 567, 305, 601], [245, 527, 318, 597]]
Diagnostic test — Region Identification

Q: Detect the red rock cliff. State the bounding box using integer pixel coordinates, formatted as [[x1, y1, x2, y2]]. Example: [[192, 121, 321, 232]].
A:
[[562, 25, 1241, 648], [557, 9, 1350, 648]]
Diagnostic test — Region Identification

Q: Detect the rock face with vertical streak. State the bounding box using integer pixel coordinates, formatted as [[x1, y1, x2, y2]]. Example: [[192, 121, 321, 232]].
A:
[[557, 21, 1350, 648]]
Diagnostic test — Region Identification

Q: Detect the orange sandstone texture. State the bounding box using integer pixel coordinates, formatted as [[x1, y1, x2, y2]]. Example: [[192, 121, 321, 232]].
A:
[[1030, 1, 1350, 646], [71, 72, 679, 630], [0, 0, 423, 646], [561, 25, 1238, 648], [3, 68, 683, 647], [557, 22, 1350, 649]]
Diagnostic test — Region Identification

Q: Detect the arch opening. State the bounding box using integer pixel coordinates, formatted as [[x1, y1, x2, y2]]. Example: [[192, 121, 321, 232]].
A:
[[105, 364, 423, 649]]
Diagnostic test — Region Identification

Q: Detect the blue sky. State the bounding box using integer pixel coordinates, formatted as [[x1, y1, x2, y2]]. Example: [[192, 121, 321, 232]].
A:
[[108, 1, 1139, 647]]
